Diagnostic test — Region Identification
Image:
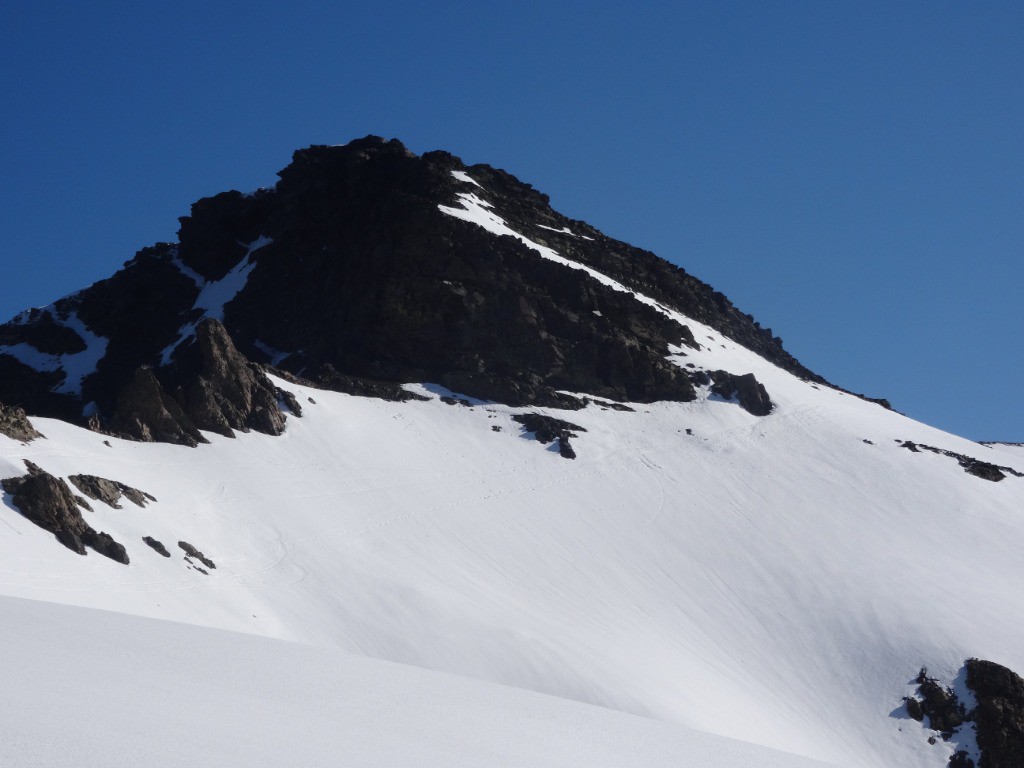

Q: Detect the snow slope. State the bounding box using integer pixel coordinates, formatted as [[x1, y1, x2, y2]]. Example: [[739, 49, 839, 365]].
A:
[[1, 594, 831, 768], [2, 174, 1022, 767], [2, 361, 1022, 767]]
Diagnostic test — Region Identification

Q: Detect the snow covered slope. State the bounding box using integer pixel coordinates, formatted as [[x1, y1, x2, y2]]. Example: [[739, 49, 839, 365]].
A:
[[2, 138, 1022, 767], [2, 350, 1022, 766], [1, 594, 832, 768]]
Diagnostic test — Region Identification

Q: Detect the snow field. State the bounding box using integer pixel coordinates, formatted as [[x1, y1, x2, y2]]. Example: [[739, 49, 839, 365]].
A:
[[0, 176, 1021, 766]]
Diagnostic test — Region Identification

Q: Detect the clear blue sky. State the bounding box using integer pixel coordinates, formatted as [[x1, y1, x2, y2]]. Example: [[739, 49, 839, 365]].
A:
[[2, 2, 1021, 441]]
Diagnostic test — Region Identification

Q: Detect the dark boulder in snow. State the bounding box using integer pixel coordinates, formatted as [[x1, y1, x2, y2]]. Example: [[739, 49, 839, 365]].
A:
[[513, 413, 585, 460], [80, 530, 129, 564], [69, 474, 156, 509], [1, 463, 128, 563], [178, 541, 216, 570], [142, 536, 171, 557], [711, 371, 773, 416], [898, 440, 1021, 482], [0, 402, 43, 442], [276, 387, 303, 416]]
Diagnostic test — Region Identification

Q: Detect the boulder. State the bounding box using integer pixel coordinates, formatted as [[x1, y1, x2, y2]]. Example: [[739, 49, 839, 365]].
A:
[[178, 540, 216, 570], [1, 463, 128, 563], [711, 371, 773, 416], [0, 402, 43, 442], [142, 536, 171, 557], [68, 474, 156, 508]]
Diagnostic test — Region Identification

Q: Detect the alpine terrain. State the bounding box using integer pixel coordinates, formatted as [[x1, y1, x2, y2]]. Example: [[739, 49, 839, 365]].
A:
[[2, 136, 1022, 767]]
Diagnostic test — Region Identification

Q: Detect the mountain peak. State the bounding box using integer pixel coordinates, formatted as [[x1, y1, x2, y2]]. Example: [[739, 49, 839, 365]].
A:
[[0, 138, 824, 436]]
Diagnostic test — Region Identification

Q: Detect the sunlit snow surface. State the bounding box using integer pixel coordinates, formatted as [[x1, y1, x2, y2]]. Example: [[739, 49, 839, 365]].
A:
[[1, 595, 831, 768], [1, 185, 1022, 767]]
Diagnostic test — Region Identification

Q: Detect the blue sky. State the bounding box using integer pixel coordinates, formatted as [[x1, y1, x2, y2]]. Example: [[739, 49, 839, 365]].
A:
[[2, 2, 1021, 440]]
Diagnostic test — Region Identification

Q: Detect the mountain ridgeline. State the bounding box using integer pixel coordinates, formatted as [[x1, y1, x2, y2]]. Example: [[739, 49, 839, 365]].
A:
[[0, 136, 821, 444]]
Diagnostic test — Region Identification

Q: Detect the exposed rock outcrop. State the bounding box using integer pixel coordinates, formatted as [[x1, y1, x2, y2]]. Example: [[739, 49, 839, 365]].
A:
[[105, 320, 289, 445], [905, 660, 1024, 768], [276, 387, 303, 416], [142, 536, 170, 557], [710, 371, 773, 416], [109, 367, 205, 446], [174, 319, 286, 438], [899, 441, 1022, 482], [178, 541, 216, 570], [0, 136, 805, 439], [965, 658, 1024, 768], [0, 402, 43, 442], [1, 462, 128, 563], [512, 413, 586, 460], [68, 474, 156, 509]]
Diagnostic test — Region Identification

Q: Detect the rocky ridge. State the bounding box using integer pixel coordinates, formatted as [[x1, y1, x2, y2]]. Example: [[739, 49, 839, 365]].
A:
[[0, 136, 830, 445]]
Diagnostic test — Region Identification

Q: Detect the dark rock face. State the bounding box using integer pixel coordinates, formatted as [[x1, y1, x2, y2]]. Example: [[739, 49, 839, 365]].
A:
[[142, 536, 171, 557], [178, 541, 216, 570], [512, 413, 585, 460], [965, 658, 1024, 768], [104, 319, 289, 445], [173, 318, 286, 438], [68, 474, 156, 509], [1, 463, 128, 563], [109, 367, 205, 446], [0, 402, 43, 442], [906, 660, 1024, 768], [0, 136, 815, 440], [710, 371, 773, 416]]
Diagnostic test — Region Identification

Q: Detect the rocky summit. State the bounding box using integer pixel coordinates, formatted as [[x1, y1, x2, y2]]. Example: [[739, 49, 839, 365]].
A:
[[1, 137, 1022, 768], [0, 136, 822, 440]]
